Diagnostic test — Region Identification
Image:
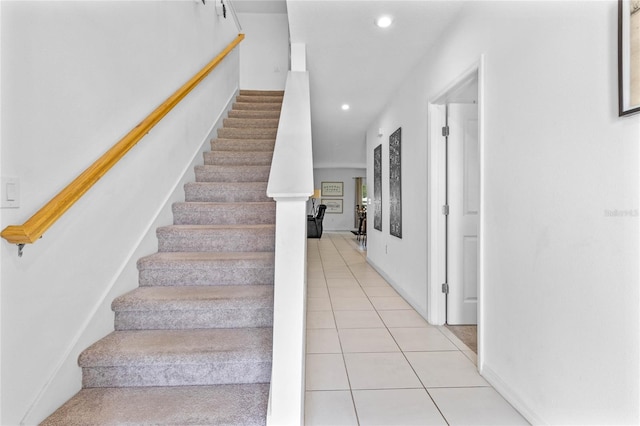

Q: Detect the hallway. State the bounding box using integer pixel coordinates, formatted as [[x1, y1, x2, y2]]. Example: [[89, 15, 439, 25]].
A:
[[305, 233, 528, 425]]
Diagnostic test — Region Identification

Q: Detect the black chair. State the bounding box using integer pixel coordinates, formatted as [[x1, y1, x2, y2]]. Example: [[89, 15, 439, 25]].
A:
[[307, 204, 327, 238]]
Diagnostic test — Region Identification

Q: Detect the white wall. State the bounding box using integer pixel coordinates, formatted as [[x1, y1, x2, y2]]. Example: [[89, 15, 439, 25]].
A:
[[366, 1, 639, 424], [238, 12, 289, 90], [312, 168, 365, 231], [0, 1, 239, 424]]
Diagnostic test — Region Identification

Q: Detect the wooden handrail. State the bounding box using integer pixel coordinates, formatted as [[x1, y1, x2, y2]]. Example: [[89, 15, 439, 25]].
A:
[[1, 34, 244, 247]]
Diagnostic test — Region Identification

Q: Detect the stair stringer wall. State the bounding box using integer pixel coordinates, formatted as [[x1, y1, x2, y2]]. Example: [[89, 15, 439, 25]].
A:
[[18, 89, 239, 426]]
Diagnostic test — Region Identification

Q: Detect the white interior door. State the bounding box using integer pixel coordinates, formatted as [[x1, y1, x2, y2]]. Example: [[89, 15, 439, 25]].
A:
[[447, 103, 479, 325]]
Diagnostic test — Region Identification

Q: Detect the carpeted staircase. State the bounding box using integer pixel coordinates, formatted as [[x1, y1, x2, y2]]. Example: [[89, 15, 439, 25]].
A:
[[42, 90, 283, 425]]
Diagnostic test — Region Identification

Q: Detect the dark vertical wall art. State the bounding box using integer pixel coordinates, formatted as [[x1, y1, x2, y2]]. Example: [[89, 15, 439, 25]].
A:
[[373, 144, 382, 231], [389, 128, 402, 238]]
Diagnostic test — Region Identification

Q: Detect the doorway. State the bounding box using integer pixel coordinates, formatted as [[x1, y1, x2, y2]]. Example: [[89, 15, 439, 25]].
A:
[[446, 102, 479, 325], [427, 62, 483, 360]]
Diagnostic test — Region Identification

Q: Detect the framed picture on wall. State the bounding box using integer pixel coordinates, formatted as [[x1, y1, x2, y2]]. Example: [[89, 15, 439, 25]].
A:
[[373, 144, 382, 231], [389, 128, 402, 238], [322, 199, 343, 214], [321, 181, 344, 197], [618, 0, 640, 116]]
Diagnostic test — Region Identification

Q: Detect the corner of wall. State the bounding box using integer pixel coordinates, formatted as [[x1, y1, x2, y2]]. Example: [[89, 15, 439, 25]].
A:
[[481, 364, 545, 426]]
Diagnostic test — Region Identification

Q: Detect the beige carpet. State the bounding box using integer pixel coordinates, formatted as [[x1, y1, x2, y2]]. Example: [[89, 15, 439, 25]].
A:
[[42, 90, 283, 425], [445, 325, 477, 353]]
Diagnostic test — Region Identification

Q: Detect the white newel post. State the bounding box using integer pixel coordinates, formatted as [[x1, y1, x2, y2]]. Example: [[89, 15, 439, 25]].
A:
[[268, 197, 307, 425], [266, 69, 312, 426]]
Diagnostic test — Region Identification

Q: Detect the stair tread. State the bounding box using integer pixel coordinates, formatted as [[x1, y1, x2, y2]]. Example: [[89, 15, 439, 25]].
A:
[[185, 181, 269, 190], [204, 153, 273, 166], [157, 225, 275, 253], [113, 286, 274, 311], [206, 150, 274, 155], [195, 164, 271, 183], [184, 182, 271, 202], [232, 102, 282, 111], [235, 95, 283, 103], [138, 251, 275, 269], [213, 138, 276, 142], [172, 201, 275, 222], [228, 110, 281, 118], [196, 164, 271, 169], [217, 128, 278, 139], [79, 328, 272, 367], [46, 89, 281, 422], [173, 201, 275, 208], [210, 139, 276, 152], [240, 89, 284, 96], [223, 118, 279, 128], [159, 224, 275, 231], [41, 384, 269, 426]]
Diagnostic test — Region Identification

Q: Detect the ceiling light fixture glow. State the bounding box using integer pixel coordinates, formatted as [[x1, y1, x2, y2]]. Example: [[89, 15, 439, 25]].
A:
[[375, 15, 393, 28], [341, 104, 350, 111]]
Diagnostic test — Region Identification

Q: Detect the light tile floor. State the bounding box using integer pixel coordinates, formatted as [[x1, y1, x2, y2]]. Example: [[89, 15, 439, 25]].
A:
[[305, 232, 529, 426]]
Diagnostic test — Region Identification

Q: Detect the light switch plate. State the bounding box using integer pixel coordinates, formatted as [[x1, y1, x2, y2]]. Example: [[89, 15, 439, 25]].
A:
[[1, 177, 20, 208]]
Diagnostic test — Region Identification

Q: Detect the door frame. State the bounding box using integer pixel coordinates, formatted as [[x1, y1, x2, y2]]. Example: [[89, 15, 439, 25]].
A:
[[426, 56, 485, 369]]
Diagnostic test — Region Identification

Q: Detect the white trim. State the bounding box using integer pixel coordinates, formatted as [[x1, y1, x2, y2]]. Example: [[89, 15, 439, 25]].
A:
[[266, 71, 313, 426], [426, 102, 447, 326], [266, 72, 313, 199], [482, 364, 546, 426], [366, 257, 429, 320], [476, 55, 486, 372], [426, 56, 485, 360]]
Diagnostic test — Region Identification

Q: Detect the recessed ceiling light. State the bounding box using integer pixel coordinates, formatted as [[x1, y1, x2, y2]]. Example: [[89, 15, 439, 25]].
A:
[[375, 15, 393, 28], [341, 104, 350, 111]]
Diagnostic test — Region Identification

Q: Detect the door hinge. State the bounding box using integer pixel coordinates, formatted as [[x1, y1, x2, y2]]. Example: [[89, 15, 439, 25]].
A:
[[442, 126, 450, 137], [441, 282, 449, 294], [442, 205, 449, 216]]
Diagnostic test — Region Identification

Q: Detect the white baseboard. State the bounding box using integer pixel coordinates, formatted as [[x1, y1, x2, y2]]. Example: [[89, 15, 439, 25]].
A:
[[365, 257, 430, 321], [481, 363, 546, 426]]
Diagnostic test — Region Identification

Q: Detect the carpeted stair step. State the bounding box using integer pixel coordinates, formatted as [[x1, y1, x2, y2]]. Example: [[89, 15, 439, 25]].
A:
[[157, 224, 275, 252], [235, 95, 283, 104], [233, 102, 282, 111], [43, 87, 282, 425], [112, 285, 274, 330], [79, 328, 272, 388], [228, 109, 280, 119], [240, 89, 284, 97], [211, 138, 275, 152], [204, 150, 273, 166], [40, 384, 269, 426], [195, 165, 270, 182], [218, 127, 277, 139], [223, 117, 279, 129], [137, 252, 275, 286], [184, 182, 271, 203], [173, 201, 275, 225]]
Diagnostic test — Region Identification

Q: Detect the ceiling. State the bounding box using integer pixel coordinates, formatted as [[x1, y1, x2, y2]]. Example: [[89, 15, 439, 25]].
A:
[[234, 0, 465, 169]]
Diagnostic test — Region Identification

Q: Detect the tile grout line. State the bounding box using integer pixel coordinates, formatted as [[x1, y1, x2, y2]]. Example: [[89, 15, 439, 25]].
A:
[[308, 233, 475, 425], [326, 233, 487, 424], [328, 233, 452, 425], [309, 236, 361, 425], [305, 233, 528, 425], [322, 234, 362, 425]]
